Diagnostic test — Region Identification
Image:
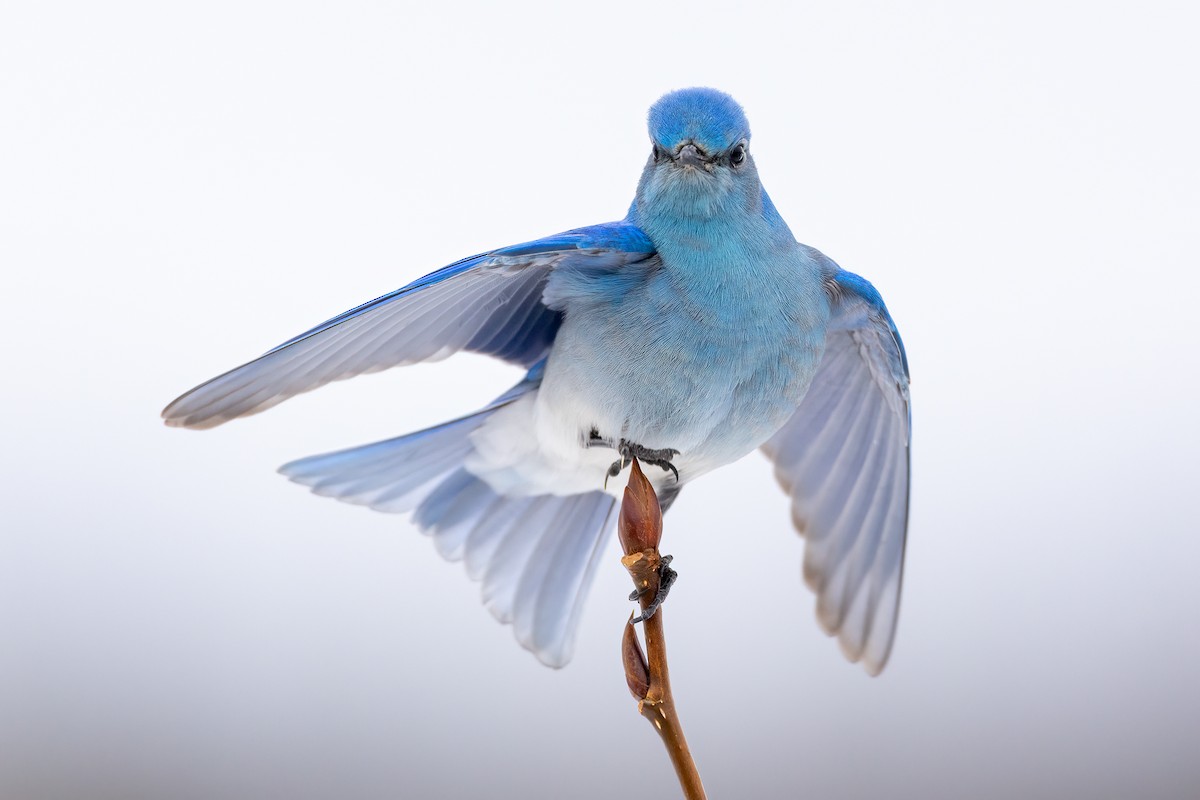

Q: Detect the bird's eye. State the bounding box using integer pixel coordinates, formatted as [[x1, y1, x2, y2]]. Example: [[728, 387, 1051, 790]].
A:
[[730, 143, 747, 167]]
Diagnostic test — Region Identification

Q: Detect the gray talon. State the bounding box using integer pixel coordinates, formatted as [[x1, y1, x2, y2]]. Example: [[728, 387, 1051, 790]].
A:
[[631, 555, 677, 624]]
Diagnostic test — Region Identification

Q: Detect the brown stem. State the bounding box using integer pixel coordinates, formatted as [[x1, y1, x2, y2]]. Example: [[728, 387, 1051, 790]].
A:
[[619, 459, 707, 800]]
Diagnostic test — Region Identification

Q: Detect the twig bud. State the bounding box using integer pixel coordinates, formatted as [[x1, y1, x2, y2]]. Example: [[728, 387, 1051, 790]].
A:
[[618, 458, 663, 555], [621, 613, 650, 700]]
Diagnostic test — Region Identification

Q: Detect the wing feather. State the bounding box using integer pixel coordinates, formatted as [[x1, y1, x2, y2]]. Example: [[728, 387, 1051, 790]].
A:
[[163, 222, 655, 429], [763, 265, 911, 676]]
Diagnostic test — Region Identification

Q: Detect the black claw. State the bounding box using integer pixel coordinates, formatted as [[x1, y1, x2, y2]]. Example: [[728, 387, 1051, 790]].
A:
[[632, 555, 677, 624], [645, 458, 679, 482]]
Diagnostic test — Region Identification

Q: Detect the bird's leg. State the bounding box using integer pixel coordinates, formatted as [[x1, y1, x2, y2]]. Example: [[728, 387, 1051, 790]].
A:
[[630, 554, 677, 623], [607, 439, 681, 483]]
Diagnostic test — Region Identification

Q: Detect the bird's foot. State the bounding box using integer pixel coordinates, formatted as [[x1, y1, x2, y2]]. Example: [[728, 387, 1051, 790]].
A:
[[630, 555, 677, 623], [605, 439, 681, 484]]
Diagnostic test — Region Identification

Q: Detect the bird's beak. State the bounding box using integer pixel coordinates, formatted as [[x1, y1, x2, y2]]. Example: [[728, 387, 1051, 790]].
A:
[[673, 143, 711, 170]]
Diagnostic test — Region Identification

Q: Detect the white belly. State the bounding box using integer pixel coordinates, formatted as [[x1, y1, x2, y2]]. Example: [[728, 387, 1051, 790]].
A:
[[463, 341, 816, 502], [464, 391, 685, 500]]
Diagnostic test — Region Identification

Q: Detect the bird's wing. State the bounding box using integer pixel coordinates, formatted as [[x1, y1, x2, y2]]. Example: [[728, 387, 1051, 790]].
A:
[[761, 267, 911, 676], [162, 221, 656, 429]]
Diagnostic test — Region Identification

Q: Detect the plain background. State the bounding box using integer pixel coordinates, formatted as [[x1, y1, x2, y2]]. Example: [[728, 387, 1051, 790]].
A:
[[3, 2, 1198, 798]]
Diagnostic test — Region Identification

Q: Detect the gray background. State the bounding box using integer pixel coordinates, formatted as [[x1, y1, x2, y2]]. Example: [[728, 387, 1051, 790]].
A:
[[3, 1, 1198, 798]]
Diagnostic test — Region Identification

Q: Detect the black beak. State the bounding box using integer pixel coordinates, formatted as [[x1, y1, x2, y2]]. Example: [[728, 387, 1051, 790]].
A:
[[674, 143, 709, 169]]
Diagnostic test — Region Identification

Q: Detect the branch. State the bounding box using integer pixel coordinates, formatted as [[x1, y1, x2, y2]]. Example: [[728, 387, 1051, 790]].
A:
[[618, 458, 707, 800]]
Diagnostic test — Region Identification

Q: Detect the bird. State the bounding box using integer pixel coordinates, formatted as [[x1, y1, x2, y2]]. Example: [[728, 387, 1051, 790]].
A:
[[163, 88, 911, 675]]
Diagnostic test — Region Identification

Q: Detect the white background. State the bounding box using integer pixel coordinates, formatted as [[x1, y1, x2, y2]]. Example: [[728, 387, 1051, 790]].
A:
[[3, 2, 1198, 798]]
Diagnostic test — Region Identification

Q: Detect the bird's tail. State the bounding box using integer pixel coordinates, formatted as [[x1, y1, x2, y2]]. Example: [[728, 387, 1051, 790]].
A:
[[278, 399, 617, 668]]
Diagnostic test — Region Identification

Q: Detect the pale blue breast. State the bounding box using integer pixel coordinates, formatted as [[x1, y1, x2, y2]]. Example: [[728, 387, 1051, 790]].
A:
[[539, 235, 829, 477]]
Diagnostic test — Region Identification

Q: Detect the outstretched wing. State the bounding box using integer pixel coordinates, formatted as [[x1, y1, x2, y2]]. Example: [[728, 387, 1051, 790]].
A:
[[162, 222, 655, 429], [762, 265, 911, 676]]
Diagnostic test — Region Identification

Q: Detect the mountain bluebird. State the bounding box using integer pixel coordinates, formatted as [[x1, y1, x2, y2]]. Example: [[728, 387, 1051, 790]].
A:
[[163, 88, 911, 675]]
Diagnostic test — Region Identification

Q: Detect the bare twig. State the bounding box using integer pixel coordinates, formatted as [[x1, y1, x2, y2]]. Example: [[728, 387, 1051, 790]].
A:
[[618, 458, 707, 800]]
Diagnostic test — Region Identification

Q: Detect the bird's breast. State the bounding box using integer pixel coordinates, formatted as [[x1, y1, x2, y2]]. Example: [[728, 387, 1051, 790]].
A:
[[536, 247, 828, 479]]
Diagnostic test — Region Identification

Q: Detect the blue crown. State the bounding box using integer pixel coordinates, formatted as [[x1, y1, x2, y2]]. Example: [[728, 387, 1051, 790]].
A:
[[648, 88, 750, 153]]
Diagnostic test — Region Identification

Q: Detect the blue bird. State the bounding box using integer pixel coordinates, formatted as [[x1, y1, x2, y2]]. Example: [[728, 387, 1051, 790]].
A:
[[163, 88, 911, 674]]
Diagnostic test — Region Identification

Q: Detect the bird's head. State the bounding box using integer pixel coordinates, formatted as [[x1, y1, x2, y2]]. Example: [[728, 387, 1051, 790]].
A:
[[635, 88, 760, 223]]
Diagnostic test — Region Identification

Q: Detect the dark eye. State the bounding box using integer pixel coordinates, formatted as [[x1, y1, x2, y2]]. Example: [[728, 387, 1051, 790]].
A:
[[730, 143, 747, 167]]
